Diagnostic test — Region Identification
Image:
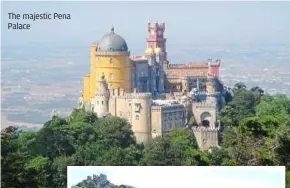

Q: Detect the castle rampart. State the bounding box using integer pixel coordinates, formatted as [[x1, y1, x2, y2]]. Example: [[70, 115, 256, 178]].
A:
[[192, 127, 220, 150]]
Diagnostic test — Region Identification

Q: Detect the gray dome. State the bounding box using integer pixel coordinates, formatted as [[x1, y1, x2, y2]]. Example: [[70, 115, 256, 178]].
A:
[[97, 28, 128, 52]]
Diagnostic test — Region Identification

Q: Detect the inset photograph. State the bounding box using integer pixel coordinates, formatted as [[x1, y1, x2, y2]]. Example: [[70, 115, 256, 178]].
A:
[[67, 166, 285, 188]]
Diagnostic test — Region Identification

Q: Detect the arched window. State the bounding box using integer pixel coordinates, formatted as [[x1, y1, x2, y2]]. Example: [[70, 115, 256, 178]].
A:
[[110, 58, 113, 64], [135, 115, 139, 120]]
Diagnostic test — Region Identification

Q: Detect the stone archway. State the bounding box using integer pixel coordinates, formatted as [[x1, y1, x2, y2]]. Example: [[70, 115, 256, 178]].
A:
[[200, 112, 212, 127]]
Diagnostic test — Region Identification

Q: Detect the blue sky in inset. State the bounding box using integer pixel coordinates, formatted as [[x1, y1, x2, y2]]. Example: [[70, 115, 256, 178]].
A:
[[67, 166, 284, 188], [2, 1, 290, 49]]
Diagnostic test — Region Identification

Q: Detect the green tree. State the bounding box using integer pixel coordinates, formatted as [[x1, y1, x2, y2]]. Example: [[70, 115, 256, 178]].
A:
[[1, 127, 25, 188], [219, 89, 256, 126], [67, 108, 98, 124], [234, 82, 247, 91], [273, 122, 290, 168], [143, 129, 201, 165], [286, 170, 290, 188], [24, 156, 50, 187], [255, 94, 290, 123], [51, 156, 76, 188], [221, 118, 280, 166], [35, 116, 75, 159], [94, 116, 136, 148], [206, 147, 234, 166]]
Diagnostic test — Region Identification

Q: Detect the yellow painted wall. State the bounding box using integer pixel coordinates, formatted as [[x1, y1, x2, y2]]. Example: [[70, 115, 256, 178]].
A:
[[89, 44, 97, 98], [82, 44, 132, 102], [83, 75, 90, 102], [95, 53, 132, 93]]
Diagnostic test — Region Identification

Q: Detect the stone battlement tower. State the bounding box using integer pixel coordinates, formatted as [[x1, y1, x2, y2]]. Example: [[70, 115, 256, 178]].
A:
[[147, 21, 167, 61]]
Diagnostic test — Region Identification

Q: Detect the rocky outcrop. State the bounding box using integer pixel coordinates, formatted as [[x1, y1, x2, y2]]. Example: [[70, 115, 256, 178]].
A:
[[72, 173, 136, 188]]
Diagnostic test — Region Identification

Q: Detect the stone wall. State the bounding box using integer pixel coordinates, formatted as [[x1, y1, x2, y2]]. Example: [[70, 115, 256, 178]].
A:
[[192, 127, 220, 150]]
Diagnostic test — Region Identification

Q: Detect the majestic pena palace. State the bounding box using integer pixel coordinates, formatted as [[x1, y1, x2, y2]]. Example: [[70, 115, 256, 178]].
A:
[[78, 21, 230, 150]]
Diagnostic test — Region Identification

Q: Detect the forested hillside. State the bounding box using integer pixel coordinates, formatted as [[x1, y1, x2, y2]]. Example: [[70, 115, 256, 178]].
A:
[[1, 83, 290, 188]]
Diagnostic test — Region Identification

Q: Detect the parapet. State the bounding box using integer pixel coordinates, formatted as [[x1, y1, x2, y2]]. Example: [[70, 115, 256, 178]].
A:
[[131, 92, 152, 99], [151, 99, 185, 111], [208, 59, 221, 67], [193, 101, 217, 108], [151, 103, 185, 112], [192, 126, 220, 132], [167, 62, 208, 69], [148, 21, 165, 31], [108, 88, 152, 99]]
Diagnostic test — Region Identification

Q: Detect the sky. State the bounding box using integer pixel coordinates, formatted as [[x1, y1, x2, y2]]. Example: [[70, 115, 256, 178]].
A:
[[2, 1, 290, 50], [67, 166, 285, 188]]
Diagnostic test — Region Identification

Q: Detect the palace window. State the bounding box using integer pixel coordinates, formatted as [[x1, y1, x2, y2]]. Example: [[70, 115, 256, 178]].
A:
[[135, 103, 141, 112], [110, 58, 113, 64], [136, 115, 139, 120], [110, 73, 114, 79]]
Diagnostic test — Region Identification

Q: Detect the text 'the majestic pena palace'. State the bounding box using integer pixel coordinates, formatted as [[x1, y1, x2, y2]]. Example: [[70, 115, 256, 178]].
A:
[[78, 21, 231, 150]]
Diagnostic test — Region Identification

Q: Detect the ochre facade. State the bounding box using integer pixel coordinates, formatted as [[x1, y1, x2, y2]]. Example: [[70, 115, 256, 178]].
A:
[[82, 34, 132, 103]]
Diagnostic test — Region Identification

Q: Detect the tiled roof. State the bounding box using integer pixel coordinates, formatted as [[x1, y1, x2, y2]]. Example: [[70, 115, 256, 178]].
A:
[[168, 62, 208, 68]]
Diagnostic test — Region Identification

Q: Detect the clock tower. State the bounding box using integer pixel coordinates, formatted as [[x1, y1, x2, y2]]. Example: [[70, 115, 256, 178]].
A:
[[147, 21, 167, 61]]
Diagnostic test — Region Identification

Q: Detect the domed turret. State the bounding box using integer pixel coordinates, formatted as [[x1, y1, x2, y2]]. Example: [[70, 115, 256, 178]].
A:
[[96, 75, 110, 96], [97, 27, 128, 52], [93, 76, 110, 118], [90, 27, 132, 94]]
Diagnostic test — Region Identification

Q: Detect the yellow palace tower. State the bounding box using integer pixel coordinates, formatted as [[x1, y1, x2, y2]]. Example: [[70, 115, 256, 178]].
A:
[[82, 27, 132, 102]]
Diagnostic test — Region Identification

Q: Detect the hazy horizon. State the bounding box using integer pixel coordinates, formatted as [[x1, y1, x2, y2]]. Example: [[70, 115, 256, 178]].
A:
[[2, 1, 290, 49]]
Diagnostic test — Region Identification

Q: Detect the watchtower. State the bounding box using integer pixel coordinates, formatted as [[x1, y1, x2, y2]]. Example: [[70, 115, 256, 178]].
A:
[[147, 21, 167, 61]]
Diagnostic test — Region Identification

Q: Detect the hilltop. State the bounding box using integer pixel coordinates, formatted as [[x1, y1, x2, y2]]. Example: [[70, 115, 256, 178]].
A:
[[72, 174, 135, 188]]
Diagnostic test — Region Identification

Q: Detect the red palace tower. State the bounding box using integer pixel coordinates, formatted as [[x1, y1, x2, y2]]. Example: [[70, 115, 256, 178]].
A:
[[147, 21, 168, 61]]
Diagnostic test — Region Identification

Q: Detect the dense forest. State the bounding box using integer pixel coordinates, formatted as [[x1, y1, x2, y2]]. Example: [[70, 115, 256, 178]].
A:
[[1, 82, 290, 188]]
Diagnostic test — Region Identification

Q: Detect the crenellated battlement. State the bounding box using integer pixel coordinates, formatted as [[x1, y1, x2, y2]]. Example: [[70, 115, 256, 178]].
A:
[[148, 21, 165, 31], [107, 88, 152, 99], [193, 101, 216, 108], [208, 59, 221, 66], [167, 63, 208, 69], [151, 103, 185, 112], [192, 126, 220, 132], [131, 92, 152, 99], [95, 93, 109, 97]]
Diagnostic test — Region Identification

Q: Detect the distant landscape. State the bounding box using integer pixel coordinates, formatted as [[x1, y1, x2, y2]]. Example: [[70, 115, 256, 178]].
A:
[[1, 42, 290, 129]]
